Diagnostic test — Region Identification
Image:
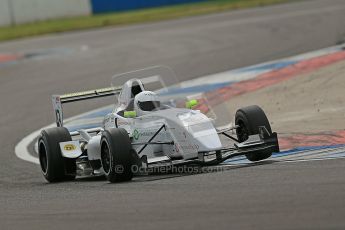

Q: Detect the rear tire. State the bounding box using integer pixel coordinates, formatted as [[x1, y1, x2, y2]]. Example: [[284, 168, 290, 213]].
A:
[[38, 127, 76, 182], [235, 105, 273, 162], [101, 128, 133, 183]]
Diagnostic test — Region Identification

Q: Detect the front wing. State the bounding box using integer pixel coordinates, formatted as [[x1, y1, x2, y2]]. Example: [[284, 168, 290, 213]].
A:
[[145, 132, 279, 168]]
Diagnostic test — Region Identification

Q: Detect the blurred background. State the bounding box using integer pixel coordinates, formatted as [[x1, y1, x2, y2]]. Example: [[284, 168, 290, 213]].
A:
[[0, 0, 210, 26], [0, 0, 294, 41]]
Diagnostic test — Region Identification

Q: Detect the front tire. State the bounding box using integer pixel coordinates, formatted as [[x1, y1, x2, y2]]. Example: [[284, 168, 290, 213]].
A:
[[38, 127, 76, 182], [235, 105, 273, 162], [101, 128, 133, 183]]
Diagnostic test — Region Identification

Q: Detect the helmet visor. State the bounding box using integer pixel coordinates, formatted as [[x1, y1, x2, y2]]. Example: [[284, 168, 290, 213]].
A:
[[138, 101, 160, 111]]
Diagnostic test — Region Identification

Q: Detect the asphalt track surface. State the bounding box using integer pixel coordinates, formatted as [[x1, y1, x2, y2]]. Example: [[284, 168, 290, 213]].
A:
[[1, 0, 345, 229]]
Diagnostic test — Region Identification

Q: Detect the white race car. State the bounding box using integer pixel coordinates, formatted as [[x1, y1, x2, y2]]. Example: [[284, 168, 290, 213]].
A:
[[38, 67, 279, 183]]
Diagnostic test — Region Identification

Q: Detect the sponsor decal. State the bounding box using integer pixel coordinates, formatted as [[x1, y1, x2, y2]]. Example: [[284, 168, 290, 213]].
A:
[[55, 110, 62, 127], [133, 128, 164, 140], [117, 120, 129, 126], [179, 143, 199, 152], [175, 143, 179, 153], [60, 87, 117, 99], [140, 130, 156, 137], [183, 131, 187, 139], [103, 117, 112, 123], [64, 144, 77, 151], [133, 129, 140, 140]]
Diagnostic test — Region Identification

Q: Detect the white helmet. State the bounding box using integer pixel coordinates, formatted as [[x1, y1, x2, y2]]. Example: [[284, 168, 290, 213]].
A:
[[134, 91, 160, 116]]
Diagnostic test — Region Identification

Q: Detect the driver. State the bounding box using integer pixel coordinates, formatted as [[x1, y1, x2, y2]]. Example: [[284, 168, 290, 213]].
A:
[[134, 91, 161, 116]]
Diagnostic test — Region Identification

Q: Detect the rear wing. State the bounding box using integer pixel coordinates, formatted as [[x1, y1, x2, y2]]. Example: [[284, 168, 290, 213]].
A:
[[52, 86, 121, 127]]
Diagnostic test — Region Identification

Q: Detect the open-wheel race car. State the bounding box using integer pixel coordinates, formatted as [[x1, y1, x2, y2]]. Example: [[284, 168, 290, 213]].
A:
[[38, 66, 279, 183]]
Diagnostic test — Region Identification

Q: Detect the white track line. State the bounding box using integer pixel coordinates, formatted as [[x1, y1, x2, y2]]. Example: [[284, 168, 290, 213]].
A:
[[15, 125, 53, 164], [15, 105, 111, 164]]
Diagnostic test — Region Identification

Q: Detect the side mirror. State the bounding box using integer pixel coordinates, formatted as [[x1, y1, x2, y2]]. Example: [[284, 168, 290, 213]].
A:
[[124, 111, 137, 118], [186, 99, 198, 109]]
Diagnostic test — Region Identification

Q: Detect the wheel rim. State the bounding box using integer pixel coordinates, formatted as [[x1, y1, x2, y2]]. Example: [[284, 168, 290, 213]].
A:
[[39, 141, 48, 175], [236, 120, 249, 142], [101, 141, 111, 174]]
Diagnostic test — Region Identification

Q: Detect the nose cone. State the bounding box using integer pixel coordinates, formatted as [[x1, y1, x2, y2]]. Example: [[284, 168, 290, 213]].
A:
[[178, 111, 222, 151]]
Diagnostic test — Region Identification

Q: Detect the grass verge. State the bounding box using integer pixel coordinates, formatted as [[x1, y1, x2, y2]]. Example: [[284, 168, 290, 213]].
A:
[[0, 0, 294, 42]]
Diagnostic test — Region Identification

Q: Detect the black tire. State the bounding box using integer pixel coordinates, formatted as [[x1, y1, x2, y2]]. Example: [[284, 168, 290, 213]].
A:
[[38, 127, 76, 182], [101, 128, 133, 183], [235, 105, 273, 162]]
